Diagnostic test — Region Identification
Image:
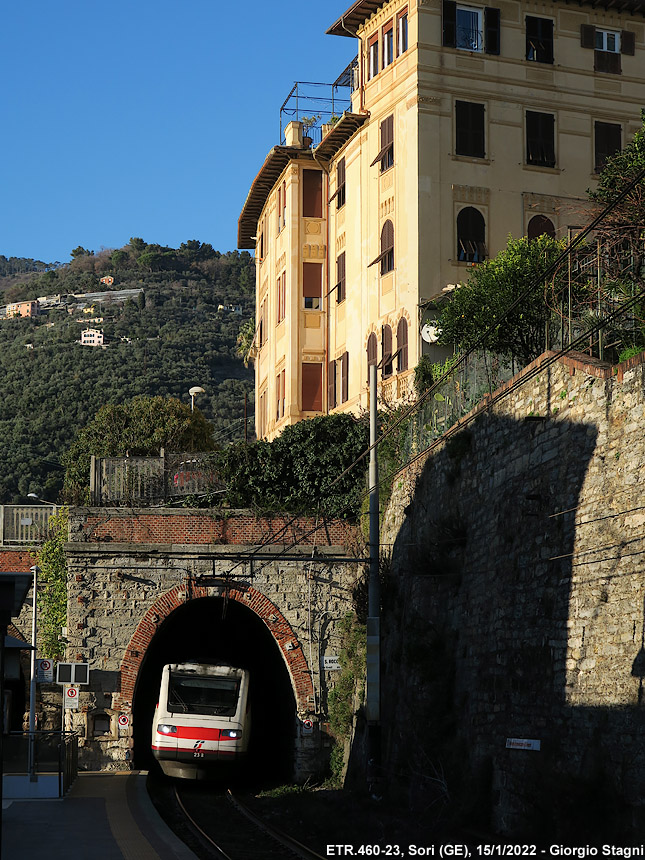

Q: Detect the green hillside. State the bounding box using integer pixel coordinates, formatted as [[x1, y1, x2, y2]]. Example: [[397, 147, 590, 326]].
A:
[[0, 239, 255, 503]]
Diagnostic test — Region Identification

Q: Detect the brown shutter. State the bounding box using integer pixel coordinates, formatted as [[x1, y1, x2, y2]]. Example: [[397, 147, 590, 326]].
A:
[[328, 360, 337, 409], [303, 262, 322, 298], [302, 169, 322, 217], [370, 115, 394, 166], [382, 325, 393, 378], [397, 318, 408, 372], [302, 363, 323, 412], [595, 50, 621, 74], [341, 352, 349, 402], [336, 252, 346, 302], [484, 7, 500, 55], [580, 24, 595, 49], [443, 0, 457, 47], [381, 219, 394, 253], [621, 30, 635, 55]]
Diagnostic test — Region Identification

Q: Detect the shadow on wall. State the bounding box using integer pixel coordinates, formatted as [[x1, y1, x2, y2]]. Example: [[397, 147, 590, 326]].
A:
[[370, 409, 645, 841]]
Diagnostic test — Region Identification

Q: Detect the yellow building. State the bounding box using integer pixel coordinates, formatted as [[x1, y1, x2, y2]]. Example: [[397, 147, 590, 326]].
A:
[[238, 0, 645, 441]]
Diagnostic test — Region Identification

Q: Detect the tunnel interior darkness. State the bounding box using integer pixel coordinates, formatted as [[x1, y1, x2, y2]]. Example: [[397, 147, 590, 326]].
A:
[[132, 596, 297, 784]]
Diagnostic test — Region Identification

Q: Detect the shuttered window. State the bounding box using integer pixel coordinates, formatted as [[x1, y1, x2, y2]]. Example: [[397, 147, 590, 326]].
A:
[[336, 252, 346, 303], [371, 115, 394, 170], [368, 32, 379, 79], [595, 122, 621, 172], [328, 360, 337, 409], [383, 20, 394, 68], [457, 207, 487, 262], [443, 2, 500, 54], [397, 318, 408, 372], [397, 9, 408, 55], [526, 16, 553, 63], [382, 325, 393, 379], [526, 110, 556, 168], [303, 263, 322, 309], [341, 351, 349, 403], [276, 370, 285, 421], [527, 215, 556, 240], [302, 363, 323, 412], [456, 101, 485, 158], [302, 169, 322, 217], [581, 25, 634, 74], [336, 157, 346, 209], [367, 220, 395, 272]]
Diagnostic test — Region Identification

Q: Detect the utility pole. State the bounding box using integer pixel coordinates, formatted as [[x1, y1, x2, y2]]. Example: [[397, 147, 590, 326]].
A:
[[366, 363, 381, 793], [28, 565, 39, 781]]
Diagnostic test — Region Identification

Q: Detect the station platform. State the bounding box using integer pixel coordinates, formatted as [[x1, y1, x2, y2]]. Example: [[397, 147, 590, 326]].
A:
[[1, 771, 197, 860]]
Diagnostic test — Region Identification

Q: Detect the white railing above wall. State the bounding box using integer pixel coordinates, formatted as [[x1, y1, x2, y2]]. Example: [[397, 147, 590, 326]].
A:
[[0, 505, 56, 546]]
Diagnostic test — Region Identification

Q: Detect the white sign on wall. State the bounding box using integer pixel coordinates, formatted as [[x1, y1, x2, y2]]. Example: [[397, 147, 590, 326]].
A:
[[323, 655, 341, 671], [506, 738, 541, 751], [37, 659, 53, 683], [64, 686, 79, 710]]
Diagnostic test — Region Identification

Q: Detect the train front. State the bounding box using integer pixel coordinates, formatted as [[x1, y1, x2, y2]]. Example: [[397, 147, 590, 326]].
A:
[[152, 662, 250, 779]]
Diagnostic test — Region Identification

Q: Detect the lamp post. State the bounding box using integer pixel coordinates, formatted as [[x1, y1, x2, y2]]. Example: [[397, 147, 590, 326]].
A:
[[188, 386, 205, 412], [28, 565, 39, 781]]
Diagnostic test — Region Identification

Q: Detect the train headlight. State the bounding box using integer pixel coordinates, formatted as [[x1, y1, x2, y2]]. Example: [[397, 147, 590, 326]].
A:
[[221, 730, 241, 739], [157, 724, 177, 734]]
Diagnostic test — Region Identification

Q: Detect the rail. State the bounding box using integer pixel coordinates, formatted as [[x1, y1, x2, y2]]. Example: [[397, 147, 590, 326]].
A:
[[4, 731, 78, 798], [0, 505, 56, 546]]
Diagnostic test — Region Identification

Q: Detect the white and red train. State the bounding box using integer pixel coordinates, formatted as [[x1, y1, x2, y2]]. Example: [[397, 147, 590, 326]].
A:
[[151, 662, 251, 779]]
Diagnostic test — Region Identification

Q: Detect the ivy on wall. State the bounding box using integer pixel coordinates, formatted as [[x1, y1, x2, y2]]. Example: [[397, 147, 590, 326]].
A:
[[33, 506, 68, 659], [216, 413, 369, 518]]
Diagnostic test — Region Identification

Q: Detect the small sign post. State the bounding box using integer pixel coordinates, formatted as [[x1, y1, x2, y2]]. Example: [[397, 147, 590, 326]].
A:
[[64, 686, 79, 710], [322, 655, 341, 671], [36, 659, 53, 683], [301, 718, 314, 736]]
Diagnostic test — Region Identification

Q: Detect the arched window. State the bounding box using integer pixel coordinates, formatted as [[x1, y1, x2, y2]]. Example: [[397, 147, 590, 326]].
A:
[[457, 207, 486, 263], [380, 220, 394, 274], [367, 332, 377, 382], [396, 317, 408, 372], [527, 214, 556, 240], [382, 324, 393, 378]]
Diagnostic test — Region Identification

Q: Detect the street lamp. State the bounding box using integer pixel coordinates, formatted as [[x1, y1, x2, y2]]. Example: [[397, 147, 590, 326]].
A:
[[27, 493, 56, 506], [188, 386, 205, 412]]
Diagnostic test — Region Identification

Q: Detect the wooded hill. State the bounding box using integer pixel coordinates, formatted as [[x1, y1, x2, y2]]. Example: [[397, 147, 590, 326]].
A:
[[0, 239, 254, 504]]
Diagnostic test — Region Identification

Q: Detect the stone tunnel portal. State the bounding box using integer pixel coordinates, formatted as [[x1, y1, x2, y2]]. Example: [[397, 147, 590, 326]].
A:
[[132, 596, 297, 783]]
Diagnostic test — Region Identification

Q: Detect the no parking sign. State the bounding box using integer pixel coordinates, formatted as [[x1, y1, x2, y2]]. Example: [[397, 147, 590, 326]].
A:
[[37, 659, 53, 683], [118, 714, 129, 728], [64, 686, 79, 710]]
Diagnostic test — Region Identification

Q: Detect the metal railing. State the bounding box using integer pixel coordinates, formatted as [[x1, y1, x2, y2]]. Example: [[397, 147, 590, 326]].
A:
[[0, 505, 55, 546], [4, 731, 78, 797], [89, 451, 223, 506]]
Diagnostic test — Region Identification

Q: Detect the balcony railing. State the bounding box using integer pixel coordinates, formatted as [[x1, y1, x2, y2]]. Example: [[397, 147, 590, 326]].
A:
[[89, 452, 223, 506], [0, 505, 56, 546]]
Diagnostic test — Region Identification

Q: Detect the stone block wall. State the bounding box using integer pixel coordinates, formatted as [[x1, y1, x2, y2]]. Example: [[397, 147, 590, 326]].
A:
[[379, 350, 645, 838], [60, 511, 359, 777]]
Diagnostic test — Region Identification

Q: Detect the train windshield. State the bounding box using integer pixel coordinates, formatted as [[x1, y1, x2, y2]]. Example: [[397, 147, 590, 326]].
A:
[[167, 673, 241, 716]]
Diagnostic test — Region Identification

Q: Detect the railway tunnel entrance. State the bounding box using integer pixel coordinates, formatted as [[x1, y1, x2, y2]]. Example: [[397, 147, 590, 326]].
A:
[[132, 596, 296, 784]]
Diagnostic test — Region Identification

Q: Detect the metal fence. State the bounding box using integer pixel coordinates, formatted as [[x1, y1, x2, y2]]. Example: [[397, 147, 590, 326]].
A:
[[0, 505, 55, 546], [89, 451, 222, 506], [4, 731, 78, 797]]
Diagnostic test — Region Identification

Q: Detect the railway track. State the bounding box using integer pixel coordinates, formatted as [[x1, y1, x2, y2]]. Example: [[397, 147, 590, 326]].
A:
[[174, 784, 327, 860]]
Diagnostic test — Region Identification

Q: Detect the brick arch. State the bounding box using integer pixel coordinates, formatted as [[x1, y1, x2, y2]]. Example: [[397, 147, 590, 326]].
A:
[[117, 583, 313, 715]]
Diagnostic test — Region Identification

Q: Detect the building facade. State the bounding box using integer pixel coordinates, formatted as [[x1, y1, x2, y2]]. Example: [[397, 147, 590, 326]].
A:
[[238, 0, 645, 441], [5, 301, 39, 319], [80, 328, 104, 347]]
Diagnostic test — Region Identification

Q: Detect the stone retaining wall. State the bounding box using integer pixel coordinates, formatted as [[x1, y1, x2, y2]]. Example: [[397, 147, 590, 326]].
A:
[[379, 350, 645, 838]]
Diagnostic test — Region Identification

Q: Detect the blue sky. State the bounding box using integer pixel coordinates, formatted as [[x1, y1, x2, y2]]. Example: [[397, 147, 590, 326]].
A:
[[3, 1, 356, 263]]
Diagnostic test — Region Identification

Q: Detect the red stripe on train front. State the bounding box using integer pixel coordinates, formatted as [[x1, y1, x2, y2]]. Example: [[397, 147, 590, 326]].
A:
[[155, 726, 241, 741]]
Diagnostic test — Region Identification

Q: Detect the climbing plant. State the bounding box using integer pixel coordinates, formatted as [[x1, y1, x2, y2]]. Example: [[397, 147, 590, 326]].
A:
[[33, 506, 68, 660]]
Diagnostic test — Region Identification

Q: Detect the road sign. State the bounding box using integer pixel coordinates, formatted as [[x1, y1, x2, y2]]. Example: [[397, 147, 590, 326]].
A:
[[37, 659, 53, 683], [118, 714, 129, 727], [64, 686, 79, 710], [506, 737, 541, 751], [323, 655, 341, 671], [302, 718, 314, 736]]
